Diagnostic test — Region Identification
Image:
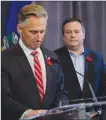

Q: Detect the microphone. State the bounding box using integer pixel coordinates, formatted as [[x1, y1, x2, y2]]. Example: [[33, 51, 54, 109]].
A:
[[76, 71, 106, 119], [50, 57, 59, 63], [75, 71, 103, 119], [75, 71, 98, 103], [51, 57, 98, 103]]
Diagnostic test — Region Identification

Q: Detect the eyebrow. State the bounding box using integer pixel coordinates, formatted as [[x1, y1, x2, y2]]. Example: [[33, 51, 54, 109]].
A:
[[29, 30, 46, 32]]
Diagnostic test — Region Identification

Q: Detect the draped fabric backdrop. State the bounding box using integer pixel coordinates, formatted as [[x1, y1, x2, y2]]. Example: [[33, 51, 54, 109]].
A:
[[1, 1, 106, 62]]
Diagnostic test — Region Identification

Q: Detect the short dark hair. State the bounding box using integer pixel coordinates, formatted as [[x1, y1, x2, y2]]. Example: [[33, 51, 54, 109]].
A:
[[62, 18, 85, 35]]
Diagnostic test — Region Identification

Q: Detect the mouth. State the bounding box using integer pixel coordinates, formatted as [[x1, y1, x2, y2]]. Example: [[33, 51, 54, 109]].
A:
[[69, 40, 77, 42], [32, 41, 41, 43]]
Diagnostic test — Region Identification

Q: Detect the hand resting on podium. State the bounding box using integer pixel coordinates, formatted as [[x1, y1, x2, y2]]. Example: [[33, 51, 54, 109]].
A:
[[22, 109, 48, 119]]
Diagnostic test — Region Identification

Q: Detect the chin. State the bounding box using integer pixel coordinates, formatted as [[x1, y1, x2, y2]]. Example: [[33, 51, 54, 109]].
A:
[[69, 44, 77, 47], [32, 46, 40, 50]]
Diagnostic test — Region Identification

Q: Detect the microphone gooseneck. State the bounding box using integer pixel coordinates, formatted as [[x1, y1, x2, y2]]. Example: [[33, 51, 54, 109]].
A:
[[76, 71, 98, 103]]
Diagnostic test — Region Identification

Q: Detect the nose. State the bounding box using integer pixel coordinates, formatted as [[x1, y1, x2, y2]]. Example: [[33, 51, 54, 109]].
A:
[[71, 32, 75, 38], [36, 32, 42, 41]]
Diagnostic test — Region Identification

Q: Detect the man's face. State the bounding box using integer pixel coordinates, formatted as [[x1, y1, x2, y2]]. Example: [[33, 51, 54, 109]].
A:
[[63, 21, 85, 50], [17, 16, 47, 50]]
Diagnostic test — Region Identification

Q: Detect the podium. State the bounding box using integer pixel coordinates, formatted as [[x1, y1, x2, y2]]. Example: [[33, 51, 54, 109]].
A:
[[25, 98, 106, 120]]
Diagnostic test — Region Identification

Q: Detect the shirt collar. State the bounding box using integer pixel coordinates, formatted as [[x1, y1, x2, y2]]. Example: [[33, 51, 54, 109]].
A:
[[68, 47, 84, 56], [19, 39, 42, 56]]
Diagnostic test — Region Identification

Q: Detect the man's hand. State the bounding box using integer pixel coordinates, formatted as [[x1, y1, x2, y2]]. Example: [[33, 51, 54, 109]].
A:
[[24, 109, 47, 119]]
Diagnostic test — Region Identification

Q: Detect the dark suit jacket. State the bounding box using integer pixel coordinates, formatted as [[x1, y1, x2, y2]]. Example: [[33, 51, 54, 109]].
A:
[[54, 46, 106, 102], [1, 44, 68, 120]]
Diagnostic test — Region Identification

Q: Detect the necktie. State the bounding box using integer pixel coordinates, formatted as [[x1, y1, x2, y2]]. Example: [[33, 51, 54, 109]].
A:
[[32, 51, 44, 102]]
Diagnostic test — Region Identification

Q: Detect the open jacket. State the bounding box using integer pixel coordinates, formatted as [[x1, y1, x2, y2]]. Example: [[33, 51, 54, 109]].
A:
[[2, 43, 68, 120]]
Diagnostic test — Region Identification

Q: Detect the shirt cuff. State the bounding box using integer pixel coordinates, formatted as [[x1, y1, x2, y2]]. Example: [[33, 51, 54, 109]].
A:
[[19, 109, 33, 120]]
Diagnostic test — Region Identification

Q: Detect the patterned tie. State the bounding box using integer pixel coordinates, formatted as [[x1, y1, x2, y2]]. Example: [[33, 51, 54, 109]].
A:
[[32, 51, 44, 102]]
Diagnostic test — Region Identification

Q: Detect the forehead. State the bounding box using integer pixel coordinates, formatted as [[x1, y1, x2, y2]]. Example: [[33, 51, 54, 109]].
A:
[[23, 16, 47, 29], [64, 21, 82, 30]]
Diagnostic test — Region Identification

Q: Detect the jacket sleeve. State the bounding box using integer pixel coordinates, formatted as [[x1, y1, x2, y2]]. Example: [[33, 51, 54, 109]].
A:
[[97, 56, 106, 98], [1, 61, 29, 120]]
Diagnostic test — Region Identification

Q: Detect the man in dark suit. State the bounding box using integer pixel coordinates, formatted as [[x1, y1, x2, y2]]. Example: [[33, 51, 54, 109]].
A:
[[1, 4, 68, 120], [54, 18, 106, 102]]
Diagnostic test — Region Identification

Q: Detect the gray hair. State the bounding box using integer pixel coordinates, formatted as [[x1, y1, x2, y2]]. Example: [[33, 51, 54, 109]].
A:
[[18, 4, 48, 26]]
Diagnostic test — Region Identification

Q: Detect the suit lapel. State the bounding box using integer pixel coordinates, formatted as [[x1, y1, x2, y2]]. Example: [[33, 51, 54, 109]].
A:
[[13, 44, 35, 81], [59, 47, 82, 99], [82, 48, 94, 98]]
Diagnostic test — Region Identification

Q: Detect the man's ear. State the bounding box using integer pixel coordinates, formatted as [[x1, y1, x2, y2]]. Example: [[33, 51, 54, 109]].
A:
[[17, 24, 23, 34]]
